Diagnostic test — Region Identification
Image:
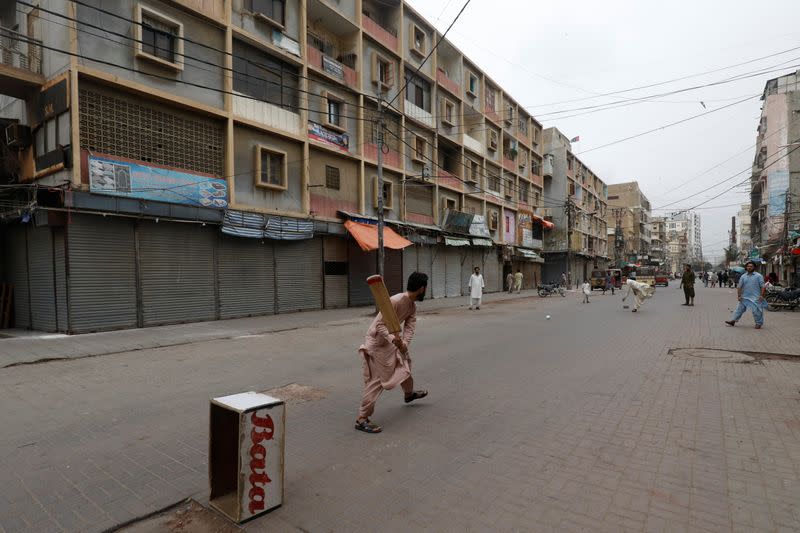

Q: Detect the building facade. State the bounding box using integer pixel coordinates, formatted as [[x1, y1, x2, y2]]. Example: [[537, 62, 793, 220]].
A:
[[605, 182, 651, 266], [735, 203, 751, 263], [0, 0, 553, 332], [541, 127, 609, 286], [649, 216, 667, 268], [663, 211, 701, 273], [750, 71, 800, 285]]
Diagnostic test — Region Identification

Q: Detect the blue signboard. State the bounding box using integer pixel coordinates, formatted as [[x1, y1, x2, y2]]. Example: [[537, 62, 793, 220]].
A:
[[88, 155, 228, 208]]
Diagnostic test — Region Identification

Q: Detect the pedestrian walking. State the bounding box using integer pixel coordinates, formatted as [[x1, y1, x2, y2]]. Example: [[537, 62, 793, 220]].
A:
[[355, 272, 429, 434], [725, 261, 766, 329], [581, 281, 592, 303], [621, 278, 654, 313], [468, 266, 484, 310], [506, 272, 514, 294], [513, 269, 523, 294], [679, 264, 695, 306], [710, 271, 718, 288], [702, 271, 709, 287], [602, 271, 615, 295]]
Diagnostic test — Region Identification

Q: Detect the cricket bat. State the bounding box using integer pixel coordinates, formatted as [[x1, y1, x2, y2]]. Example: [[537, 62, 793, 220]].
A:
[[366, 275, 402, 334]]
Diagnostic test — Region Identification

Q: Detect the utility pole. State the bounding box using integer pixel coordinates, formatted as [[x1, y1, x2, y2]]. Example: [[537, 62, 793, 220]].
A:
[[376, 95, 385, 278], [565, 198, 574, 288]]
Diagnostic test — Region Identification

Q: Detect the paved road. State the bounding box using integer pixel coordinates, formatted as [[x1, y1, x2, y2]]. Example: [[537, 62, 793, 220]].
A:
[[1, 285, 799, 532]]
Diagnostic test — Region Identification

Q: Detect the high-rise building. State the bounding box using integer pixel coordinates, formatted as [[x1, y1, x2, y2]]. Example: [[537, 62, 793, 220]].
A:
[[604, 182, 651, 265], [541, 128, 609, 286], [664, 211, 702, 272], [736, 203, 752, 262], [750, 70, 800, 285], [0, 0, 554, 332]]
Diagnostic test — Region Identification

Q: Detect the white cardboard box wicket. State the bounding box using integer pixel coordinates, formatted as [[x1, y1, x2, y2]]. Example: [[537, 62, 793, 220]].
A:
[[209, 392, 285, 523]]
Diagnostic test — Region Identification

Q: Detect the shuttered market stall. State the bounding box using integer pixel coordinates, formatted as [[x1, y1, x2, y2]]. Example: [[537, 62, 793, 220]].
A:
[[27, 226, 56, 332], [218, 236, 275, 319], [276, 238, 323, 313]]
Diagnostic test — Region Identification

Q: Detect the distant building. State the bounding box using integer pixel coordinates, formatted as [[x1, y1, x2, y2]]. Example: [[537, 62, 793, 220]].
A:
[[605, 182, 651, 266], [664, 211, 702, 273]]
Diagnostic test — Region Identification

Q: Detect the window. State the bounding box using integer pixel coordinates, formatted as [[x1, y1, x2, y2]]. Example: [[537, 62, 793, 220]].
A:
[[504, 103, 514, 125], [519, 180, 530, 203], [325, 165, 340, 190], [485, 88, 495, 111], [468, 160, 480, 183], [487, 173, 500, 192], [569, 182, 576, 196], [255, 146, 287, 190], [505, 179, 514, 200], [34, 112, 70, 172], [410, 24, 426, 56], [374, 178, 393, 209], [467, 73, 478, 96], [607, 195, 619, 200], [444, 197, 457, 211], [441, 98, 455, 126], [247, 0, 285, 27], [487, 130, 498, 151], [405, 71, 430, 110], [372, 53, 394, 89], [567, 157, 573, 170], [489, 211, 499, 230], [532, 158, 541, 176], [323, 91, 346, 131], [413, 135, 426, 162], [233, 40, 300, 111], [135, 6, 184, 70]]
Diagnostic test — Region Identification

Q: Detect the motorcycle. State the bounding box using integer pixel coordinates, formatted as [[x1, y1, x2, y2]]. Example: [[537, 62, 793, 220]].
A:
[[537, 283, 566, 298], [765, 286, 800, 311]]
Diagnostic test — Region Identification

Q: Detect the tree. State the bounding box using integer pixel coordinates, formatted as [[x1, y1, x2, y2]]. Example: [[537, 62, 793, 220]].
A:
[[723, 244, 739, 266]]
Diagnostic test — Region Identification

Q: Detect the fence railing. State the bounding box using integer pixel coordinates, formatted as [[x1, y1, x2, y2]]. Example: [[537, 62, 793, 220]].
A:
[[0, 26, 42, 75]]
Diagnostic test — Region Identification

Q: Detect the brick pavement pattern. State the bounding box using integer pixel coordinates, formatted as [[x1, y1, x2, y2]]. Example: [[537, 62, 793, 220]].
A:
[[0, 285, 798, 532]]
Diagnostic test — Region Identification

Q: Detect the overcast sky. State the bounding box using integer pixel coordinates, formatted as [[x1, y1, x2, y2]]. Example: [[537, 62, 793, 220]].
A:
[[407, 0, 800, 264]]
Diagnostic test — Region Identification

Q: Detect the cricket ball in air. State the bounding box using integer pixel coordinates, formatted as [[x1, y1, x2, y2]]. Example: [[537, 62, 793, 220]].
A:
[[546, 315, 551, 320]]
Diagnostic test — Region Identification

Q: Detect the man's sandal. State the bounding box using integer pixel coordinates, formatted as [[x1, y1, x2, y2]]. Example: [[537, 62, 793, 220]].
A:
[[355, 419, 382, 433], [404, 390, 428, 403]]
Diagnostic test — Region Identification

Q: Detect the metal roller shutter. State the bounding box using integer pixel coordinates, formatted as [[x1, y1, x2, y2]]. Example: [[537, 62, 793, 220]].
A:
[[445, 247, 462, 298], [417, 245, 433, 286], [4, 225, 30, 328], [385, 248, 403, 295], [402, 246, 417, 285], [139, 221, 216, 326], [484, 248, 500, 293], [53, 228, 67, 332], [68, 215, 137, 332], [348, 240, 375, 307], [462, 248, 482, 294], [218, 236, 275, 319], [523, 263, 535, 290], [276, 238, 323, 313], [323, 236, 348, 309], [27, 226, 56, 332], [431, 245, 446, 299]]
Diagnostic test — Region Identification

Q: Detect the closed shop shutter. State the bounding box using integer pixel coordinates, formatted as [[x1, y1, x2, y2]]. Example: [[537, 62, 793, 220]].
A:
[[218, 236, 275, 319], [445, 247, 462, 297], [68, 215, 137, 332], [323, 236, 348, 309], [385, 248, 403, 295], [348, 240, 375, 307], [484, 248, 500, 293], [276, 238, 323, 313], [417, 245, 433, 286], [523, 263, 535, 290], [4, 225, 30, 328], [402, 246, 417, 285], [407, 186, 433, 216], [27, 226, 56, 332], [53, 228, 67, 332], [431, 245, 446, 299], [139, 221, 216, 327]]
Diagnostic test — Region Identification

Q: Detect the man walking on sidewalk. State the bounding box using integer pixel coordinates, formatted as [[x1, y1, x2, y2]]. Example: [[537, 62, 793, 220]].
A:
[[725, 261, 766, 329], [679, 264, 695, 306], [513, 269, 523, 294], [468, 266, 484, 310], [506, 272, 515, 294], [355, 272, 429, 434]]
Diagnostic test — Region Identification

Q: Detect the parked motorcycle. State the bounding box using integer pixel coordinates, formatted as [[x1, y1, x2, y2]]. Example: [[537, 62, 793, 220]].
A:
[[537, 283, 566, 298], [765, 286, 800, 311]]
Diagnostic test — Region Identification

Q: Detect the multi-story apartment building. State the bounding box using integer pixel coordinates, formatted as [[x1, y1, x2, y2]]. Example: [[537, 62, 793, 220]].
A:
[[649, 216, 667, 268], [736, 203, 752, 262], [750, 70, 800, 285], [664, 211, 701, 273], [0, 0, 553, 332], [541, 128, 609, 286], [605, 182, 651, 265]]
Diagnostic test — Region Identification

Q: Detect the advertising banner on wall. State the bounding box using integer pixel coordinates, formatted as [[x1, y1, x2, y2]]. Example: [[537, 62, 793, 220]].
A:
[[88, 155, 228, 208], [767, 169, 789, 240], [308, 122, 349, 151]]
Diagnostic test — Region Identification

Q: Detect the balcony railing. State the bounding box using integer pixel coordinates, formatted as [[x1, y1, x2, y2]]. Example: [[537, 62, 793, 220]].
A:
[[502, 157, 516, 172], [362, 14, 398, 52], [436, 68, 460, 96], [1, 26, 42, 74], [306, 45, 358, 89], [485, 106, 502, 124]]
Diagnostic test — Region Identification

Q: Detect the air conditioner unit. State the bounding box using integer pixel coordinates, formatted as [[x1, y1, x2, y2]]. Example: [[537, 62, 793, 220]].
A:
[[5, 123, 32, 150], [487, 131, 498, 151]]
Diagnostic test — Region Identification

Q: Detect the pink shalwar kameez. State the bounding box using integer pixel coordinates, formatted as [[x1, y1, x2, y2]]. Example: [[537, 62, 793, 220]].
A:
[[358, 293, 417, 420]]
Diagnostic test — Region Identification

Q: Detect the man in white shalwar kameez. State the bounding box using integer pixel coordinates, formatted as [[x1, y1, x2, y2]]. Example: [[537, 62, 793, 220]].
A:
[[622, 278, 654, 312], [468, 266, 485, 310]]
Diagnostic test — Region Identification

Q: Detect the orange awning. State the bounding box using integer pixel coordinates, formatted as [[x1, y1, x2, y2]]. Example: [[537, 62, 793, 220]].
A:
[[344, 220, 414, 252], [533, 214, 555, 229]]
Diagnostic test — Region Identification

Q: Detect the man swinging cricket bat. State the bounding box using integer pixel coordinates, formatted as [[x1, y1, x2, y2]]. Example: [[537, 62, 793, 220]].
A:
[[355, 272, 429, 434]]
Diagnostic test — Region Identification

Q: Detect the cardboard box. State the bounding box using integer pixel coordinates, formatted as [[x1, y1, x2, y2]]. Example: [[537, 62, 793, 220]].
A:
[[209, 392, 285, 523]]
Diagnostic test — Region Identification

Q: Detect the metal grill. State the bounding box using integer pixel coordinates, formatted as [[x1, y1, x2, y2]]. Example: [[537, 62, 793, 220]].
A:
[[79, 88, 224, 177]]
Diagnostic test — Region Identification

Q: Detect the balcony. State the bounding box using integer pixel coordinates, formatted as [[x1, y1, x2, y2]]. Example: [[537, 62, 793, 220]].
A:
[[485, 106, 502, 124], [404, 100, 434, 128], [0, 25, 44, 98], [436, 68, 460, 97], [462, 133, 483, 156], [362, 14, 398, 52], [307, 45, 358, 89], [502, 156, 516, 172], [438, 169, 463, 191]]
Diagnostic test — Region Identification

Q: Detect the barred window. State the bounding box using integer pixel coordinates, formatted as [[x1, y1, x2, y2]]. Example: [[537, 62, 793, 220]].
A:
[[78, 87, 224, 176], [325, 165, 340, 189], [233, 39, 299, 112]]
